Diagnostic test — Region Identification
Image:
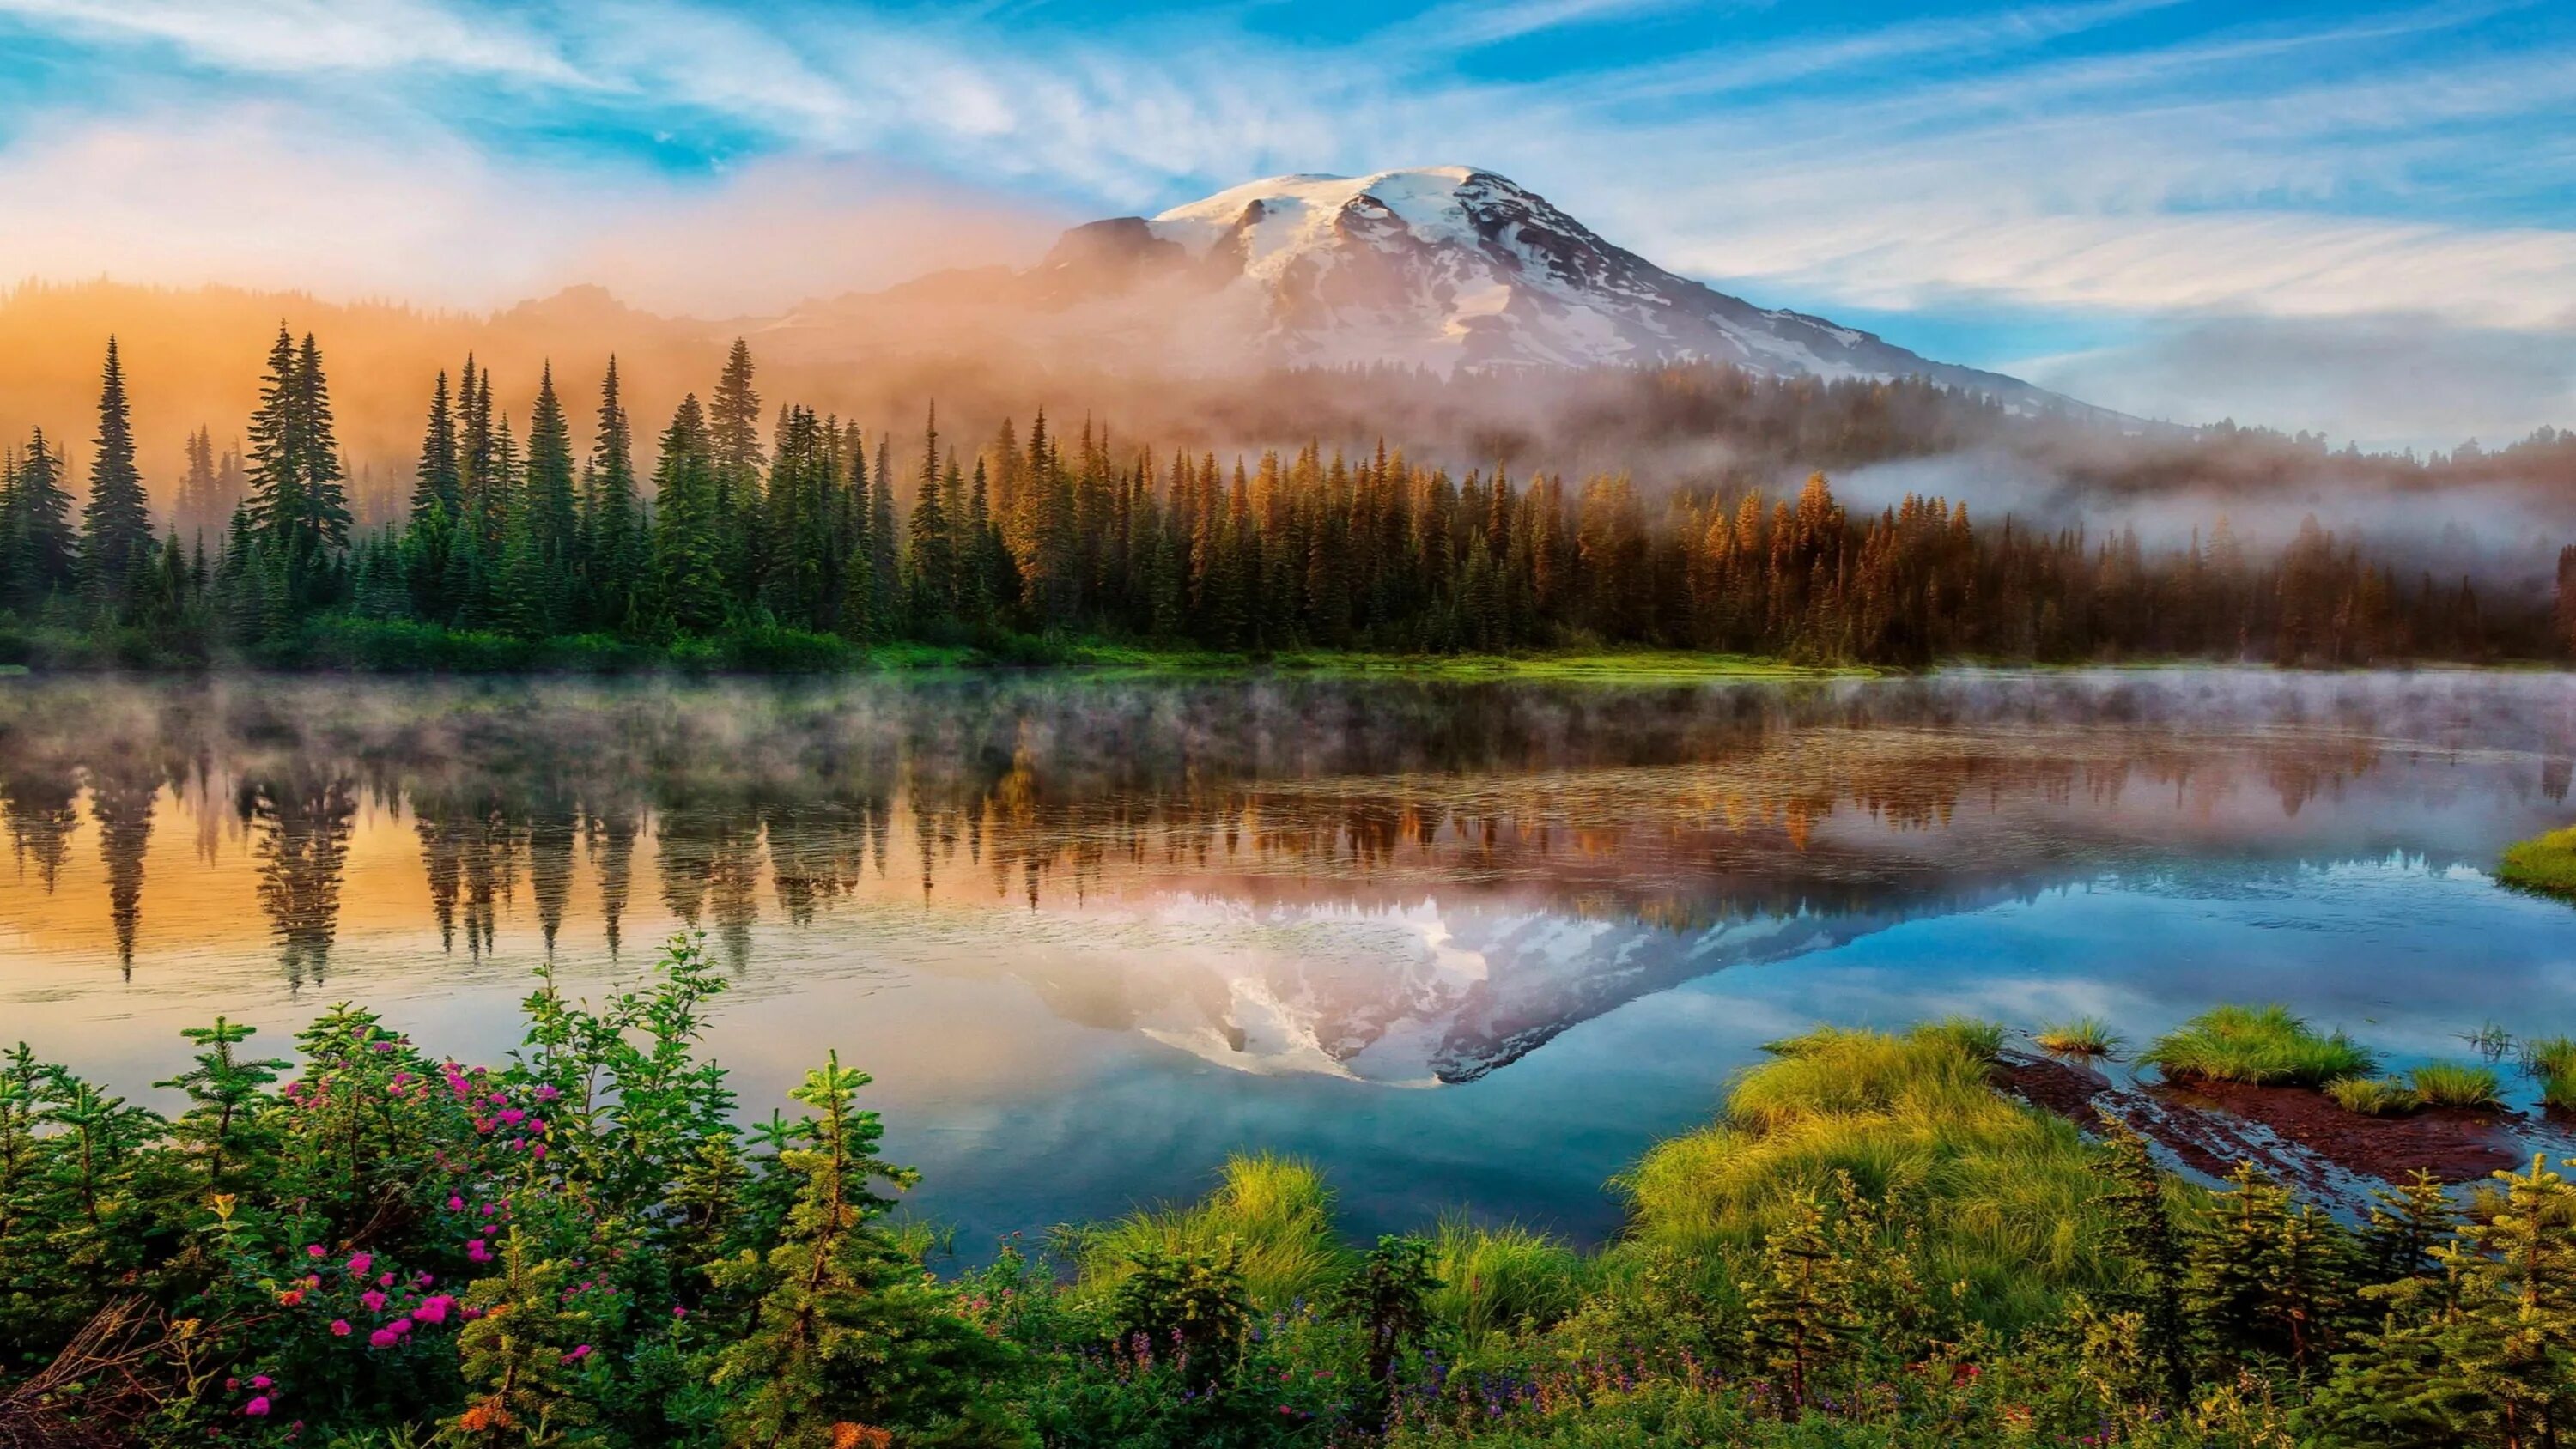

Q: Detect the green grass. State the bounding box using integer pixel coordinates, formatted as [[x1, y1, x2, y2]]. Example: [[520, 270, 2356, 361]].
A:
[[1429, 1219, 1587, 1342], [2411, 1061, 2505, 1109], [1617, 1022, 2114, 1329], [2324, 1076, 2423, 1116], [2500, 826, 2576, 900], [2143, 1003, 2377, 1088], [2524, 1036, 2576, 1109], [1061, 1152, 1350, 1310], [2032, 1016, 2124, 1058]]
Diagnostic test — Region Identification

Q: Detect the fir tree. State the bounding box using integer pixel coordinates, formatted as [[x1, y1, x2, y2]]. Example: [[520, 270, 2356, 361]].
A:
[[709, 1052, 1013, 1446], [651, 396, 726, 636], [77, 337, 153, 614], [583, 358, 646, 634], [4, 429, 76, 611]]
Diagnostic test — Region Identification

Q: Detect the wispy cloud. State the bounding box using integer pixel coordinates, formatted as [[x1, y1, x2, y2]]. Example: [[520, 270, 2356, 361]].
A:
[[0, 0, 2568, 440]]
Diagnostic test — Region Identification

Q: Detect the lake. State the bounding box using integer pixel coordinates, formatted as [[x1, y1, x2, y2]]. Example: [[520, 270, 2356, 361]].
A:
[[3, 668, 2574, 1249]]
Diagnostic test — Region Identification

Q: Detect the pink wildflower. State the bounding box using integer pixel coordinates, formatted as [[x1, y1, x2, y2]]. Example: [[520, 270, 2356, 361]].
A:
[[345, 1252, 373, 1277], [496, 1107, 526, 1127], [447, 1195, 465, 1211], [361, 1291, 387, 1313], [414, 1295, 453, 1325], [368, 1328, 398, 1349], [330, 1320, 351, 1337], [467, 1239, 492, 1263], [389, 1317, 414, 1335], [534, 1084, 560, 1102], [305, 1244, 325, 1259], [244, 1397, 271, 1417], [251, 1375, 272, 1390]]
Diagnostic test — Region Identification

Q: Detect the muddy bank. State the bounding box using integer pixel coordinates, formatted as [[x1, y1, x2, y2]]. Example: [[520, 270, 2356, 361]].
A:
[[1996, 1052, 2526, 1206]]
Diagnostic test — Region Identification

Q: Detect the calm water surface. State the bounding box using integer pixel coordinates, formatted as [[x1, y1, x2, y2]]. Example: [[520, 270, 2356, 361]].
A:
[[3, 669, 2574, 1246]]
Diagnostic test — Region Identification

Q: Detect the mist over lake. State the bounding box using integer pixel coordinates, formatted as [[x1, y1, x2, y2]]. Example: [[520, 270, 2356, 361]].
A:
[[5, 667, 2572, 1247]]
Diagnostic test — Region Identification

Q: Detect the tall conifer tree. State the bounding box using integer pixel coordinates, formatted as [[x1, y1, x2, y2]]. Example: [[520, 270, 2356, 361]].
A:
[[78, 337, 152, 610]]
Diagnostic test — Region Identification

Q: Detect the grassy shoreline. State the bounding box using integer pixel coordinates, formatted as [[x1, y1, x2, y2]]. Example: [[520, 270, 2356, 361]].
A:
[[15, 965, 2576, 1445], [0, 616, 1872, 682]]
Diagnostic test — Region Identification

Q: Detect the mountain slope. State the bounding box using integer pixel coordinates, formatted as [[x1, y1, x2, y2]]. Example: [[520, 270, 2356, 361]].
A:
[[1030, 166, 2059, 406], [778, 165, 2087, 414]]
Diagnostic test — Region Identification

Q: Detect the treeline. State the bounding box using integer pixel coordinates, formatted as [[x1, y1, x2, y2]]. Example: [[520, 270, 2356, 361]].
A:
[[1, 329, 2566, 667]]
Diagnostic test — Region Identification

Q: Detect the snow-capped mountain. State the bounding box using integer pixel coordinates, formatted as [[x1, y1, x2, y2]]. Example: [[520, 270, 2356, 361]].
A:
[[1013, 165, 2061, 403]]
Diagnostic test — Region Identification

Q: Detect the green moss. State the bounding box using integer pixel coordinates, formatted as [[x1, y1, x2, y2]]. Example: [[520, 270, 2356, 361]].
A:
[[2144, 1003, 2376, 1087], [2500, 826, 2576, 900]]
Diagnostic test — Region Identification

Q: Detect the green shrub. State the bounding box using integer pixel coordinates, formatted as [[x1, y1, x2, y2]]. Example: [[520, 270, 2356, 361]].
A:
[[2144, 1003, 2375, 1087], [2324, 1076, 2423, 1115], [2033, 1016, 2124, 1058], [2411, 1060, 2504, 1109]]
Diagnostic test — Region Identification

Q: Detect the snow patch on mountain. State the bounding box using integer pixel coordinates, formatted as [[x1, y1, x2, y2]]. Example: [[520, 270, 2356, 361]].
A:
[[1116, 165, 2078, 410]]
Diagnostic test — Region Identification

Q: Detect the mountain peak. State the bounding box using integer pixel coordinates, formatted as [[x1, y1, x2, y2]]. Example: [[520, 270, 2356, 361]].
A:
[[1103, 165, 2076, 409]]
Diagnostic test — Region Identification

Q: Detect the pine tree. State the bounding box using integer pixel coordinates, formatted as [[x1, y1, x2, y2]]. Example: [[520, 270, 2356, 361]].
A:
[[709, 1052, 1013, 1446], [243, 326, 349, 602], [150, 1017, 289, 1201], [526, 362, 579, 570], [904, 410, 957, 635], [2311, 1155, 2576, 1447], [2097, 1113, 2193, 1408], [709, 338, 764, 601], [412, 369, 462, 527], [4, 429, 76, 612], [583, 358, 646, 634], [77, 337, 153, 615], [651, 396, 726, 636], [1741, 1185, 1860, 1413]]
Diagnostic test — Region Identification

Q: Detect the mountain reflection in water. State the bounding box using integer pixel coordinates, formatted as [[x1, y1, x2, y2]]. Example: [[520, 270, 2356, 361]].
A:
[[4, 670, 2574, 1242]]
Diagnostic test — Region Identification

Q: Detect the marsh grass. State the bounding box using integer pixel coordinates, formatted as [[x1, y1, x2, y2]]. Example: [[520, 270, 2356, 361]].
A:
[[2412, 1061, 2505, 1110], [1430, 1219, 1587, 1341], [2144, 1003, 2376, 1087], [1617, 1022, 2114, 1329], [2461, 1022, 2515, 1061], [2524, 1035, 2576, 1109], [2032, 1016, 2124, 1058], [2500, 825, 2576, 900], [2324, 1076, 2423, 1116], [1064, 1152, 1349, 1309]]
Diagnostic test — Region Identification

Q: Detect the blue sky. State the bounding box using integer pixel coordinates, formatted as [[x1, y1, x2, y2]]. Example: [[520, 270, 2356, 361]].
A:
[[0, 0, 2571, 446]]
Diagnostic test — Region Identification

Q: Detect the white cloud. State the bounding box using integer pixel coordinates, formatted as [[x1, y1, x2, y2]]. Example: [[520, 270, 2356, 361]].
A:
[[0, 106, 1062, 315], [0, 0, 2572, 443]]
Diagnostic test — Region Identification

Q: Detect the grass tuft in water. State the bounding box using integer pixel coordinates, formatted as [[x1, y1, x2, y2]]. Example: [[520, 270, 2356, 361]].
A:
[[2032, 1016, 2124, 1058], [2144, 1003, 2376, 1088], [1061, 1152, 1348, 1310], [2324, 1076, 2424, 1116], [2500, 826, 2576, 900], [1618, 1022, 2114, 1330], [2461, 1022, 2515, 1061], [2412, 1061, 2505, 1110], [2524, 1036, 2576, 1109]]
